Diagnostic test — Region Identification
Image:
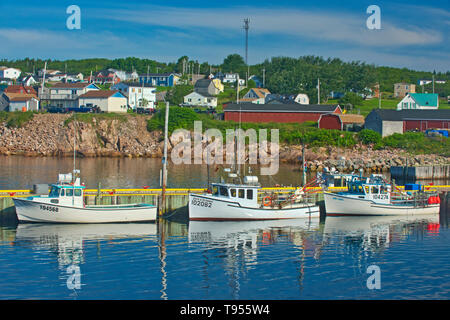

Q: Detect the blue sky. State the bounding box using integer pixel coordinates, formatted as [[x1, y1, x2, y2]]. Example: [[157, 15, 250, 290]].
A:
[[0, 0, 449, 72]]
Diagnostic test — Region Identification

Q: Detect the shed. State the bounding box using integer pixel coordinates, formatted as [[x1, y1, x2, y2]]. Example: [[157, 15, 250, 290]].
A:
[[365, 109, 450, 137], [318, 113, 365, 131]]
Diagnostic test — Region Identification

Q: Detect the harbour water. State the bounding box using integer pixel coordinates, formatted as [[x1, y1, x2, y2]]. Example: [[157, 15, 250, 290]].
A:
[[1, 156, 448, 190], [0, 213, 449, 299], [0, 156, 449, 300]]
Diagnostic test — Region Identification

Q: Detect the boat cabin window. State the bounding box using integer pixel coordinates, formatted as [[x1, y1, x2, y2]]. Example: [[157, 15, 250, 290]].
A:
[[380, 185, 388, 194], [74, 189, 82, 197], [219, 186, 228, 197], [213, 186, 219, 196], [49, 187, 59, 197], [60, 189, 65, 196], [372, 186, 379, 194], [247, 189, 254, 200], [66, 189, 73, 197], [365, 186, 370, 194], [230, 188, 236, 197], [238, 189, 245, 198]]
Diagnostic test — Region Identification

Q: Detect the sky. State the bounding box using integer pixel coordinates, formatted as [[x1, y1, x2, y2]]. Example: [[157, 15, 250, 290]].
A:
[[0, 0, 449, 72]]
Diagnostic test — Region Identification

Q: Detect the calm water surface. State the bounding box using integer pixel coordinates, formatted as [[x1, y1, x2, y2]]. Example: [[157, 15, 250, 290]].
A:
[[0, 214, 449, 299], [1, 156, 447, 190], [0, 156, 449, 299]]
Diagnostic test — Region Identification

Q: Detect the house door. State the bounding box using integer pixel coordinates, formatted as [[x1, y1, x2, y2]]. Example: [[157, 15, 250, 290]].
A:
[[420, 121, 427, 131]]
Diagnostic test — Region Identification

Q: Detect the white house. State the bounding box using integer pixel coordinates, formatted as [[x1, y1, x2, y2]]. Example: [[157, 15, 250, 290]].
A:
[[47, 73, 68, 82], [8, 96, 40, 112], [19, 75, 38, 86], [241, 88, 271, 104], [418, 79, 446, 86], [397, 93, 439, 110], [222, 73, 245, 86], [38, 69, 61, 77], [111, 82, 156, 110], [78, 90, 128, 113], [294, 93, 309, 105], [40, 82, 100, 109], [0, 67, 21, 80], [184, 91, 217, 108]]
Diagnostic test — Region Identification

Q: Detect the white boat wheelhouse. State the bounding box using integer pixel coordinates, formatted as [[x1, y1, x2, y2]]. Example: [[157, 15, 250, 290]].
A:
[[341, 174, 392, 204], [210, 182, 260, 208], [31, 174, 86, 208]]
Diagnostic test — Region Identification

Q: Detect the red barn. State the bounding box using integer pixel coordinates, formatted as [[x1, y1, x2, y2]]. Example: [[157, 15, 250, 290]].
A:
[[318, 113, 365, 131], [224, 103, 341, 123]]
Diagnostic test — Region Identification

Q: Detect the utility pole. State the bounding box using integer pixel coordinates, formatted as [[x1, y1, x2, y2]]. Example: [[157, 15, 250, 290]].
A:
[[317, 78, 320, 104], [432, 74, 435, 94], [237, 74, 240, 104], [160, 101, 170, 216], [243, 18, 250, 86], [262, 68, 266, 88], [40, 61, 47, 110], [378, 82, 381, 109]]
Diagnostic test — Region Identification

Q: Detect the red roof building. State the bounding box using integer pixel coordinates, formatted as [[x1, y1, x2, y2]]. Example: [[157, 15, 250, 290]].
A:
[[224, 103, 342, 124], [318, 113, 365, 130]]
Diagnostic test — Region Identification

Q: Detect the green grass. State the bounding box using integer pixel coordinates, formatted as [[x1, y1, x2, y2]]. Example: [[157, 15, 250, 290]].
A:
[[64, 112, 130, 126], [0, 111, 35, 128], [328, 98, 401, 116]]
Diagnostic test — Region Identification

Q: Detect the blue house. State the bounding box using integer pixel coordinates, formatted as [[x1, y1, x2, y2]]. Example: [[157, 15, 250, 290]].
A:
[[139, 73, 180, 87]]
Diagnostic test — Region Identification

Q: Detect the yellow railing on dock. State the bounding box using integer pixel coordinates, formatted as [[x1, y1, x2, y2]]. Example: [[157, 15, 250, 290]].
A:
[[0, 185, 449, 198]]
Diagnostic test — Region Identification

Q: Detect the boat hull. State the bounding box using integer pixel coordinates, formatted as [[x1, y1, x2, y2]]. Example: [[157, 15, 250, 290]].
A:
[[13, 198, 157, 223], [188, 194, 320, 221], [323, 192, 440, 216]]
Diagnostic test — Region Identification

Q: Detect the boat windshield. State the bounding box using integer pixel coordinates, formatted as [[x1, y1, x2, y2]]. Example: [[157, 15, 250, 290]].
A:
[[49, 186, 60, 197]]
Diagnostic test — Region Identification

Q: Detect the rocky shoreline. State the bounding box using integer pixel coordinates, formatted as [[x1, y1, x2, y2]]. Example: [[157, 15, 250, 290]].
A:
[[0, 114, 449, 172]]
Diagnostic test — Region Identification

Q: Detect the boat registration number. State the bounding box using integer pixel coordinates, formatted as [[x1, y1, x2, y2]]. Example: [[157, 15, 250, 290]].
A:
[[372, 194, 389, 200], [40, 205, 59, 213], [191, 198, 213, 208]]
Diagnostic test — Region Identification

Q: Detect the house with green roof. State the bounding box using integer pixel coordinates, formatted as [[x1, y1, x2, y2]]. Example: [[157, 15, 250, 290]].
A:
[[396, 93, 439, 110]]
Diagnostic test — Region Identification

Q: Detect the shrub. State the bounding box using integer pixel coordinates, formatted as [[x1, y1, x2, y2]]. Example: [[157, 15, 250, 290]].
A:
[[357, 129, 381, 145], [147, 106, 200, 133]]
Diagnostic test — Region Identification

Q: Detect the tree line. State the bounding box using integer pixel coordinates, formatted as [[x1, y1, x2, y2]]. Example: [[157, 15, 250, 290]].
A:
[[2, 55, 449, 98]]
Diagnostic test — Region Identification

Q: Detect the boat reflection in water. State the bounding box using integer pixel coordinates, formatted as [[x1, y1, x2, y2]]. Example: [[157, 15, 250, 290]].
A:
[[188, 218, 321, 246], [14, 223, 158, 267], [323, 214, 440, 253]]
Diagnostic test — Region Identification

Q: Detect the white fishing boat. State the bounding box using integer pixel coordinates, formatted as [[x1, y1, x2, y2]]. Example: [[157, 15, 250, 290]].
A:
[[189, 175, 320, 221], [13, 171, 157, 223], [322, 173, 440, 216]]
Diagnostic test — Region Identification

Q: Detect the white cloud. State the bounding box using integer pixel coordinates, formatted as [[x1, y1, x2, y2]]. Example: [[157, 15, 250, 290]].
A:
[[100, 5, 443, 47]]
